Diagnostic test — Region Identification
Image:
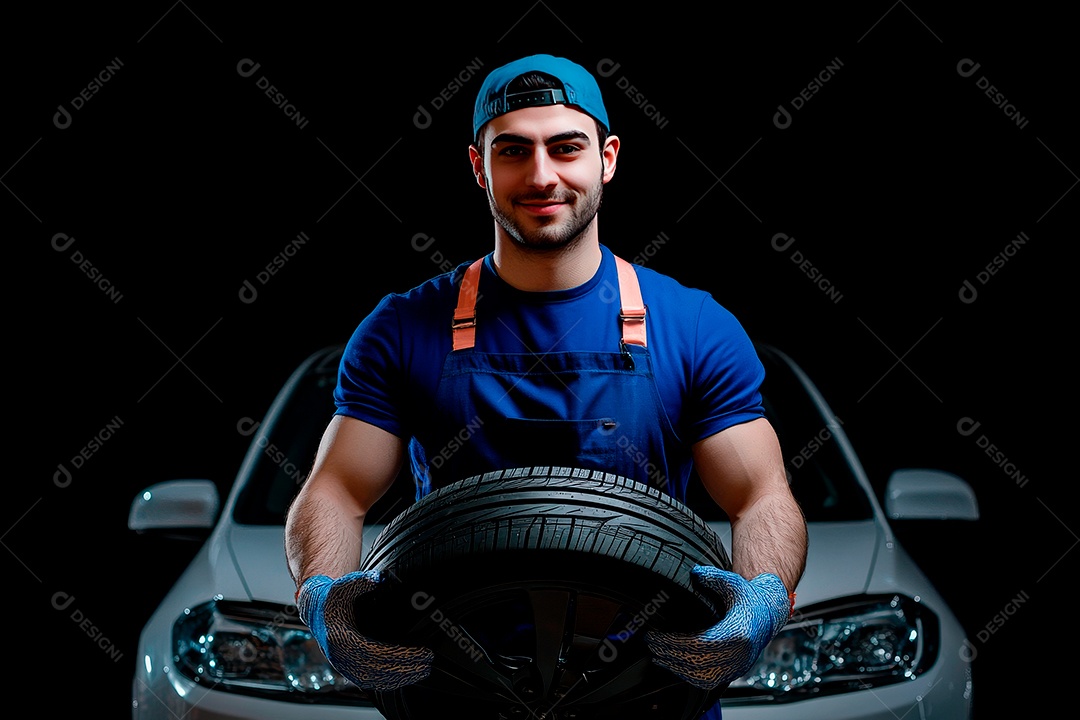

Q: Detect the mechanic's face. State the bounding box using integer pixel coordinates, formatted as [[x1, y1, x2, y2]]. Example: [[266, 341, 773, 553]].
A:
[[470, 105, 618, 251]]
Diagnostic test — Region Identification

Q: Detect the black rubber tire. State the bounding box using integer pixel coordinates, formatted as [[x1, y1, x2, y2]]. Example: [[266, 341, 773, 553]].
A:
[[356, 466, 732, 720]]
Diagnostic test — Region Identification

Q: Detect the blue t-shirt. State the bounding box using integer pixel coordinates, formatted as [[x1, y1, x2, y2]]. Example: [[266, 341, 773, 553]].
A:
[[335, 245, 765, 495]]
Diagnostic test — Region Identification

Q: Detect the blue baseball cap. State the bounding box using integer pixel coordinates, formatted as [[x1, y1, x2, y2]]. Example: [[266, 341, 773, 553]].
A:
[[472, 54, 609, 139]]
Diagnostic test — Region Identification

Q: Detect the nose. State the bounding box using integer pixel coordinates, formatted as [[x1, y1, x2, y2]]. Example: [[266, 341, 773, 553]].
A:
[[525, 149, 558, 190]]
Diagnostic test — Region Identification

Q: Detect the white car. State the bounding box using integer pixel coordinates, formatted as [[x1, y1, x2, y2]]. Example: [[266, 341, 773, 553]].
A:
[[129, 343, 977, 719]]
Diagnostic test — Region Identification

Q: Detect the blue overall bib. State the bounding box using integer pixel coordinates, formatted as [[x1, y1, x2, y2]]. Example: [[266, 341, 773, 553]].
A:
[[413, 253, 724, 718], [413, 254, 689, 501]]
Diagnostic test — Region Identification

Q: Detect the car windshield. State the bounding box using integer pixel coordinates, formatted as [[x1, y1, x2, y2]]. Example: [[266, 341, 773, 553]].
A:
[[233, 344, 873, 526]]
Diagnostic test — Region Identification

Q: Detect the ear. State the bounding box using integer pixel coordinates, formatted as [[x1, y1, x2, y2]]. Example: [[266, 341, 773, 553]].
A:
[[601, 134, 619, 184], [468, 145, 487, 189]]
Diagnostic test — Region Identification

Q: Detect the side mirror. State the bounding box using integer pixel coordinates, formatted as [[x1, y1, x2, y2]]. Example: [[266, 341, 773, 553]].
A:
[[884, 468, 980, 520], [128, 479, 221, 533]]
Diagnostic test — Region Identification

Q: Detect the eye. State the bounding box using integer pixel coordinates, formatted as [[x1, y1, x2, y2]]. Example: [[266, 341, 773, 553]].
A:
[[497, 145, 529, 157], [551, 144, 583, 155]]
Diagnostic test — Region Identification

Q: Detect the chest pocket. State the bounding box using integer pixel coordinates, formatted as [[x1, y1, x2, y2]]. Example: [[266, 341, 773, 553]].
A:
[[484, 416, 619, 473]]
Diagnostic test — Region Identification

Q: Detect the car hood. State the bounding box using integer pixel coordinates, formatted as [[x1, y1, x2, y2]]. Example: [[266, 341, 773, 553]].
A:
[[224, 520, 889, 607], [706, 520, 885, 606], [220, 524, 291, 602]]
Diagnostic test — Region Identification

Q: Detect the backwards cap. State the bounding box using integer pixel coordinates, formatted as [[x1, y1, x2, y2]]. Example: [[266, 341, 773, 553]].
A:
[[472, 54, 609, 139]]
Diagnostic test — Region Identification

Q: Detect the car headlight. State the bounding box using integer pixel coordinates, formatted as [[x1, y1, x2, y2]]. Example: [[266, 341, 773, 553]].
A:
[[172, 599, 373, 705], [724, 594, 939, 705]]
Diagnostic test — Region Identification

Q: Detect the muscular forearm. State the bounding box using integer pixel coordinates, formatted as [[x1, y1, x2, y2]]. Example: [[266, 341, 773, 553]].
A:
[[729, 491, 807, 593], [284, 417, 406, 589], [285, 480, 367, 587]]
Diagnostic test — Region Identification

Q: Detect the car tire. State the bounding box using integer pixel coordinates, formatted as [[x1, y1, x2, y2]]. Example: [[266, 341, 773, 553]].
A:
[[356, 466, 732, 720]]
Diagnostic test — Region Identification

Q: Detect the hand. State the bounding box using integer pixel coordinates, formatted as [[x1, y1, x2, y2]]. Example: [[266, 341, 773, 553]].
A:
[[645, 566, 791, 690], [297, 570, 434, 691]]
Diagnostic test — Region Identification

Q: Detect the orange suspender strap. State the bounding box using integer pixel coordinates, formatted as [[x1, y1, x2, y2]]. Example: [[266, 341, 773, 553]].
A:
[[452, 258, 483, 351], [451, 255, 647, 351], [615, 255, 647, 347]]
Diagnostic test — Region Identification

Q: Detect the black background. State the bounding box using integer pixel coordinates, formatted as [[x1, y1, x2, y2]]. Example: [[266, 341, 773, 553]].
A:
[[7, 3, 1073, 717]]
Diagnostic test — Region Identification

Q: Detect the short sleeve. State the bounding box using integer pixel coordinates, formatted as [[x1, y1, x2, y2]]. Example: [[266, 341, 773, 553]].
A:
[[333, 294, 406, 438], [685, 297, 766, 442]]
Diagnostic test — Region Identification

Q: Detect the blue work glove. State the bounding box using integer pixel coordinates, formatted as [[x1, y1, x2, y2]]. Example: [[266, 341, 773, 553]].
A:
[[297, 570, 434, 691], [645, 566, 791, 690]]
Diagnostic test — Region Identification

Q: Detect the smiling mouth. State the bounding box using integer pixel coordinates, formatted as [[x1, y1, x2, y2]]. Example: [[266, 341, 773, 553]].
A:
[[516, 195, 570, 210], [518, 201, 565, 215]]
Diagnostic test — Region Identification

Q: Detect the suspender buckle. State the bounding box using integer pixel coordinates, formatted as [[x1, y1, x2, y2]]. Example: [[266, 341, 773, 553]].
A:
[[619, 305, 647, 349]]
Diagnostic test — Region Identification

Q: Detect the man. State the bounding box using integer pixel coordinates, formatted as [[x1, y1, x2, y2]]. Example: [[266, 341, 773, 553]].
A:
[[285, 54, 807, 718]]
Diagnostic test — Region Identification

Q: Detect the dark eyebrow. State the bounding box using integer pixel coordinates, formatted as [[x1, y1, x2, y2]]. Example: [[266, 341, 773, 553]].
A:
[[490, 130, 591, 149]]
